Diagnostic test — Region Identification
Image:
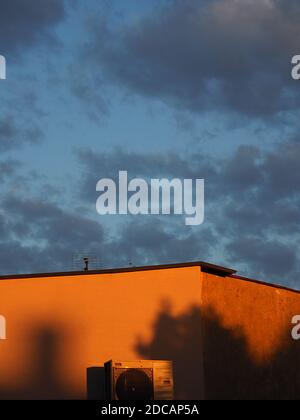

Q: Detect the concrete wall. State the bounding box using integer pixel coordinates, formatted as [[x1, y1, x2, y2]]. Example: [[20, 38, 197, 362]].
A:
[[0, 267, 204, 399], [201, 273, 300, 400]]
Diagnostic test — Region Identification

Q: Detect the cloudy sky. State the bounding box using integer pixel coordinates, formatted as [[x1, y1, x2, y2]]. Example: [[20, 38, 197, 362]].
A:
[[0, 0, 300, 289]]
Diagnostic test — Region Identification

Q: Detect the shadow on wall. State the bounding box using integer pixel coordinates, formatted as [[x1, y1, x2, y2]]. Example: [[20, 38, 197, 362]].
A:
[[202, 306, 300, 400], [136, 301, 204, 400], [0, 304, 299, 399], [0, 326, 81, 400], [136, 302, 300, 400]]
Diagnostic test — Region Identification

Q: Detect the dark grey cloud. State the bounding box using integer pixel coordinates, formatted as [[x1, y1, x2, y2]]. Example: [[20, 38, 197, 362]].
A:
[[219, 146, 263, 196], [0, 129, 299, 286], [76, 147, 217, 202], [0, 142, 298, 288], [0, 240, 48, 273], [76, 138, 300, 288], [216, 140, 300, 235], [86, 0, 300, 118], [0, 148, 216, 274], [3, 195, 105, 247], [0, 194, 107, 274], [211, 140, 300, 286], [0, 191, 216, 274], [226, 236, 298, 280], [111, 219, 216, 268], [0, 0, 66, 54], [0, 115, 42, 152], [0, 159, 17, 180], [69, 65, 110, 122]]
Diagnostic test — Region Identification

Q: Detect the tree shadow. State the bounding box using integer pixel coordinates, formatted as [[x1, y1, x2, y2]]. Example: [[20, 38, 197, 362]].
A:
[[136, 301, 204, 399], [136, 302, 300, 400], [0, 304, 299, 400]]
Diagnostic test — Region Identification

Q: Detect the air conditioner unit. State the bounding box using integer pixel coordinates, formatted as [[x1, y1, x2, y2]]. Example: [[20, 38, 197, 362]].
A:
[[105, 360, 174, 400]]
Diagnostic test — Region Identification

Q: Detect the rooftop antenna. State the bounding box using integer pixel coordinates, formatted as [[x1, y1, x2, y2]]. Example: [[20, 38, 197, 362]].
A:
[[72, 252, 102, 271], [83, 257, 89, 271]]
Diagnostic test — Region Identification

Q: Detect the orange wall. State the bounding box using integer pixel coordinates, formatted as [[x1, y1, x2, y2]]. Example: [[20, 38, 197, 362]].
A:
[[0, 267, 299, 400], [202, 273, 300, 399], [0, 267, 203, 399]]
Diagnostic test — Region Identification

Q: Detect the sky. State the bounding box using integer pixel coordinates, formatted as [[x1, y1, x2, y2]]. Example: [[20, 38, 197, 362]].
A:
[[0, 0, 300, 289]]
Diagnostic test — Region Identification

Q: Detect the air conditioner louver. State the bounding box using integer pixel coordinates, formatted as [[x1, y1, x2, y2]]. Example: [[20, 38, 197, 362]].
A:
[[105, 360, 174, 401]]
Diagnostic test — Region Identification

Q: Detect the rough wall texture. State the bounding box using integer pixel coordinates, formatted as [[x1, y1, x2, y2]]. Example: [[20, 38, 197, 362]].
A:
[[0, 267, 204, 399], [202, 273, 300, 400]]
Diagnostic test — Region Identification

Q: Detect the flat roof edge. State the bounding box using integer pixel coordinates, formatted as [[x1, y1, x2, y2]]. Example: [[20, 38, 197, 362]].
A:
[[0, 263, 298, 294], [230, 274, 300, 295], [0, 261, 236, 281]]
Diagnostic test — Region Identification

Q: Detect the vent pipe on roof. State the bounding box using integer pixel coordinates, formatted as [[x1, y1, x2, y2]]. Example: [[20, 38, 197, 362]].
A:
[[83, 257, 89, 271]]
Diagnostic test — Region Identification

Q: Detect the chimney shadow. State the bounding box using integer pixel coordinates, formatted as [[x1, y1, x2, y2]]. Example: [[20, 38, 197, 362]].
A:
[[0, 325, 80, 400]]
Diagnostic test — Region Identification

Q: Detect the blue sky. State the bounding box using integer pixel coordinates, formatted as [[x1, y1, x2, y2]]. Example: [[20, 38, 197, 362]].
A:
[[0, 0, 300, 289]]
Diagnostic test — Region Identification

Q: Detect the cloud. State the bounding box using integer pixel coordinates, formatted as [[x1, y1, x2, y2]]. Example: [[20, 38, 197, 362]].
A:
[[0, 136, 299, 288], [226, 236, 298, 280], [85, 0, 300, 118], [0, 147, 216, 274], [68, 61, 110, 121], [0, 190, 216, 274], [75, 139, 300, 288], [0, 159, 17, 180], [76, 146, 217, 202], [2, 195, 105, 247], [212, 139, 300, 286], [110, 218, 216, 267], [0, 0, 66, 54], [216, 140, 300, 235], [0, 115, 42, 152], [0, 194, 106, 274]]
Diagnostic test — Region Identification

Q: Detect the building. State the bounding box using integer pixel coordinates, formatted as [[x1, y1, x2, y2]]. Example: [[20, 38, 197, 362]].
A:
[[0, 261, 299, 400]]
